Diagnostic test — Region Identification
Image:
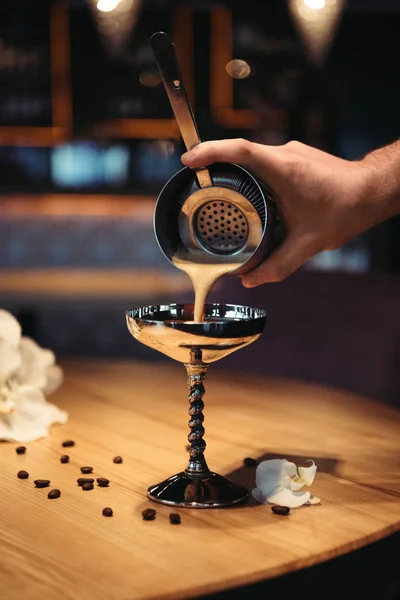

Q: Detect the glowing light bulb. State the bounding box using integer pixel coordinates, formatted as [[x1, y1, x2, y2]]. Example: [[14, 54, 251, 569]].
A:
[[289, 0, 345, 64], [97, 0, 121, 12], [304, 0, 326, 8], [91, 0, 142, 56]]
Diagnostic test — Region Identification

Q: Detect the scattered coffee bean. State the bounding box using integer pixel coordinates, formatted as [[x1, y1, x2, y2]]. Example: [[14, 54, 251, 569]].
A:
[[48, 489, 61, 499], [185, 444, 191, 452], [169, 513, 181, 525], [60, 455, 69, 464], [16, 446, 26, 455], [80, 466, 93, 474], [243, 457, 258, 468], [102, 507, 113, 517], [34, 479, 50, 488], [62, 440, 75, 448], [77, 477, 94, 486], [82, 482, 94, 491], [142, 508, 156, 521], [17, 470, 29, 479], [97, 478, 110, 487], [271, 504, 290, 516], [113, 456, 123, 464]]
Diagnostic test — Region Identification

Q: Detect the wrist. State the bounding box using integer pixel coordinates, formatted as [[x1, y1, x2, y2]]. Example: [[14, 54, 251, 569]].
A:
[[357, 141, 400, 222]]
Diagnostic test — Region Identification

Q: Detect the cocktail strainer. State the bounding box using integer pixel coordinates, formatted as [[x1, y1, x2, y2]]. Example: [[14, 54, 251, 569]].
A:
[[151, 32, 282, 275]]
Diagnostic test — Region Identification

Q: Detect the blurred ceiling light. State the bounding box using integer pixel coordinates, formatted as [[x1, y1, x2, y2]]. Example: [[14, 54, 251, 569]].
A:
[[97, 0, 121, 12], [225, 59, 251, 79], [139, 68, 162, 87], [304, 0, 326, 9], [89, 0, 142, 56], [288, 0, 345, 64]]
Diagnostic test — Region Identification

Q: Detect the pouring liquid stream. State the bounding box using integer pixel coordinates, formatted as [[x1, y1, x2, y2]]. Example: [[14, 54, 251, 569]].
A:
[[172, 255, 241, 322]]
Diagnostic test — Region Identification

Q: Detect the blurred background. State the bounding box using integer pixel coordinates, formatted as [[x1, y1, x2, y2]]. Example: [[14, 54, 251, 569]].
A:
[[1, 0, 399, 406]]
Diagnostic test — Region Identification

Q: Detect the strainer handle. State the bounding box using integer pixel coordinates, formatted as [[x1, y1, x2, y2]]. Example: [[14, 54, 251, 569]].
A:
[[151, 31, 212, 189]]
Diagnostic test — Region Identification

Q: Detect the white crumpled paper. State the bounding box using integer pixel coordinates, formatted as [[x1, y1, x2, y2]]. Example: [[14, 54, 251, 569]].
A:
[[252, 458, 321, 508], [0, 309, 67, 442]]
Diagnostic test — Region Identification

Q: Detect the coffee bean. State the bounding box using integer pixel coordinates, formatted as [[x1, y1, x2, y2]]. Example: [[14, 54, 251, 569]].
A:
[[48, 489, 61, 499], [243, 457, 258, 468], [62, 440, 75, 447], [271, 504, 290, 516], [113, 456, 123, 464], [34, 479, 50, 488], [97, 478, 109, 487], [82, 482, 94, 491], [80, 466, 93, 474], [169, 513, 181, 525], [77, 477, 94, 486], [16, 446, 26, 455], [185, 444, 191, 452], [142, 508, 156, 521], [102, 507, 113, 517], [60, 455, 69, 464], [17, 470, 29, 479]]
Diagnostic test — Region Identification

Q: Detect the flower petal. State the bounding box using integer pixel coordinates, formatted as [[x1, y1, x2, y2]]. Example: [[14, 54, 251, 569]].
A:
[[251, 487, 269, 504], [0, 339, 21, 381], [298, 460, 317, 486], [0, 385, 68, 442], [281, 461, 307, 490], [267, 485, 311, 508], [306, 495, 321, 505], [258, 459, 290, 473], [42, 365, 64, 396], [282, 461, 298, 479], [255, 464, 285, 497], [0, 310, 21, 346], [14, 385, 46, 406], [290, 479, 306, 491], [16, 337, 59, 392], [0, 389, 15, 414], [18, 385, 67, 426]]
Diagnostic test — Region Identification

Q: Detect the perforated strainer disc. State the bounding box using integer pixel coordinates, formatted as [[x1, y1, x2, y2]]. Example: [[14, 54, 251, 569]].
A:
[[195, 200, 248, 253], [178, 185, 263, 260]]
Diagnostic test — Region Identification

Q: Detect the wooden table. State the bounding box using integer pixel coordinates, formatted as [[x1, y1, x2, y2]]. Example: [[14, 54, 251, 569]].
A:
[[1, 360, 400, 600]]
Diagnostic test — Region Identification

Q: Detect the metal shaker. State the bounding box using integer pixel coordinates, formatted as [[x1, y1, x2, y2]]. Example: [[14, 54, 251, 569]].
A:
[[151, 31, 282, 276]]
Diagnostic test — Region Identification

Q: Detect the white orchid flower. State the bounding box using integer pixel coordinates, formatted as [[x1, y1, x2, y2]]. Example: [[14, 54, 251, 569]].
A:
[[0, 309, 67, 442], [16, 337, 63, 395], [252, 458, 321, 508]]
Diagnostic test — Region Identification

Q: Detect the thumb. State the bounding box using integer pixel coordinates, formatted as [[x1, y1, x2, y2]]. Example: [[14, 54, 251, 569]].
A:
[[241, 234, 313, 287]]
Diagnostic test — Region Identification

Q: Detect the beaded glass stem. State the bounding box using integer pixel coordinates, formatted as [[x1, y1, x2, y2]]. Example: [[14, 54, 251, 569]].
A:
[[185, 363, 209, 475]]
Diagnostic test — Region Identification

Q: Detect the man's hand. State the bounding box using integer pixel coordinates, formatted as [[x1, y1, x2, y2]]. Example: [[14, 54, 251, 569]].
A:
[[182, 139, 399, 287]]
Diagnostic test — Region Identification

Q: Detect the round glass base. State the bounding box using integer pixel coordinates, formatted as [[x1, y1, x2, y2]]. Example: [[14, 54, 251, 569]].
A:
[[147, 471, 248, 508]]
